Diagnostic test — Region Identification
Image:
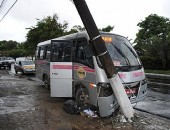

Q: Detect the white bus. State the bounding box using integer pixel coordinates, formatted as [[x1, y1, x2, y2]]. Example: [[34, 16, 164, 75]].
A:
[[35, 31, 147, 117]]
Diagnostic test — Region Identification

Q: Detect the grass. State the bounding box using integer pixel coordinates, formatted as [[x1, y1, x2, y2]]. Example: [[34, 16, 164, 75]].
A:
[[145, 69, 170, 75]]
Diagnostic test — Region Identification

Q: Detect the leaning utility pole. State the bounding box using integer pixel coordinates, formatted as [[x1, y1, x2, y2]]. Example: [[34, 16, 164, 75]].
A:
[[72, 0, 134, 119]]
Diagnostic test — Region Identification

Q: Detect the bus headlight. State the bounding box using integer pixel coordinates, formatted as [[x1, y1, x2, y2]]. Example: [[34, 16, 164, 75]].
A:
[[97, 83, 113, 97]]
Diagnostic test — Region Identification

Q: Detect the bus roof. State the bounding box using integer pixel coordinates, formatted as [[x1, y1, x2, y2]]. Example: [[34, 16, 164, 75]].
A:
[[37, 31, 127, 46]]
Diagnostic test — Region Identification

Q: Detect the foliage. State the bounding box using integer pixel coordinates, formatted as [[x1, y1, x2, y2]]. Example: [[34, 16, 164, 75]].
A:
[[72, 25, 85, 32], [0, 40, 19, 57], [25, 14, 69, 56], [66, 25, 114, 34], [145, 69, 170, 75], [140, 56, 162, 70], [135, 14, 170, 69], [100, 25, 114, 32], [0, 40, 18, 51], [25, 13, 114, 56], [8, 49, 27, 59]]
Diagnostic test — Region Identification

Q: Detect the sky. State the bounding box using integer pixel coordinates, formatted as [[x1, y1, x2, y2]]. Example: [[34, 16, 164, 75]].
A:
[[0, 0, 170, 43]]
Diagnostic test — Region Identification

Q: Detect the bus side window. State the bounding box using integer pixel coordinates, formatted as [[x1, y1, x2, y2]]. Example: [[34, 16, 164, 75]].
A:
[[51, 43, 64, 62], [39, 46, 45, 60], [63, 43, 71, 62], [36, 47, 40, 59], [58, 45, 63, 61], [51, 42, 72, 62], [45, 45, 51, 60], [52, 44, 60, 62], [75, 39, 94, 68]]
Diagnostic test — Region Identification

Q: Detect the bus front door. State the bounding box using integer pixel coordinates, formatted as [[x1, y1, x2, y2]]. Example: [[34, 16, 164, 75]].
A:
[[50, 40, 72, 97]]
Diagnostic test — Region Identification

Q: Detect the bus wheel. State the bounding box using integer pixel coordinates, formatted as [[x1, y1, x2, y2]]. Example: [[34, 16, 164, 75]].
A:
[[76, 87, 89, 107], [43, 75, 50, 90]]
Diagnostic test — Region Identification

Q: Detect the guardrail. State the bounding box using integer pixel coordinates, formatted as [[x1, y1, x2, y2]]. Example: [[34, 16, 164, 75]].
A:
[[146, 73, 170, 86]]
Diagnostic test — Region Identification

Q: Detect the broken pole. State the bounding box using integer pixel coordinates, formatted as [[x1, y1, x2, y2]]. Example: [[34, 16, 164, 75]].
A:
[[72, 0, 134, 119]]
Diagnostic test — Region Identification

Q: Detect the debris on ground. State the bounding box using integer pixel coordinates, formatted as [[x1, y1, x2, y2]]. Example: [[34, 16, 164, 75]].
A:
[[80, 109, 98, 118], [63, 100, 80, 114]]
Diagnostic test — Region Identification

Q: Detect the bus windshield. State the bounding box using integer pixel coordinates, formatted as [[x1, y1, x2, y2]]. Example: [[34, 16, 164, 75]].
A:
[[104, 35, 140, 67]]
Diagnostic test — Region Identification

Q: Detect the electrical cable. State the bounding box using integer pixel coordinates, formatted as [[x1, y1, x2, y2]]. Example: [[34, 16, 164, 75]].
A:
[[0, 0, 7, 13], [0, 0, 6, 8], [0, 0, 17, 22]]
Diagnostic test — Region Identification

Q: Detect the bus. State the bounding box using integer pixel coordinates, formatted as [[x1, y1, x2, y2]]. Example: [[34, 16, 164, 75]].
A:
[[35, 31, 147, 117]]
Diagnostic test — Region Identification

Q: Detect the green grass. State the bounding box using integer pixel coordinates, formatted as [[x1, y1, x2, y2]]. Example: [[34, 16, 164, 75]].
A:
[[145, 69, 170, 75]]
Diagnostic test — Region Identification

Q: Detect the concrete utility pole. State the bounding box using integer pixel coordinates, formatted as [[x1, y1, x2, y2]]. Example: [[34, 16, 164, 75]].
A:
[[72, 0, 134, 119]]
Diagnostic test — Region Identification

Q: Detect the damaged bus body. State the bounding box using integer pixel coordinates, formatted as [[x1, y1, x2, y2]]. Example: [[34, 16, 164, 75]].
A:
[[35, 31, 147, 117]]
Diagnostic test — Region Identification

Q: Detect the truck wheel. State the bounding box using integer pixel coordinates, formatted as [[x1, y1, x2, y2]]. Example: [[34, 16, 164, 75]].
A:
[[76, 87, 89, 107], [43, 75, 50, 90]]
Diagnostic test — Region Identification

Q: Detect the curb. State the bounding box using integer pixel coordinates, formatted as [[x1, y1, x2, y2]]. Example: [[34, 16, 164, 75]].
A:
[[146, 73, 170, 85]]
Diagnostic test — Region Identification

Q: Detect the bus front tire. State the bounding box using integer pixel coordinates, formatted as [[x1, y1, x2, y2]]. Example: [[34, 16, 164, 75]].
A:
[[75, 87, 89, 107]]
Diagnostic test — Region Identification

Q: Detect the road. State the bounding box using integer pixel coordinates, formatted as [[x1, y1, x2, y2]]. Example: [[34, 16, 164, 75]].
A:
[[134, 83, 170, 119], [10, 64, 170, 119], [0, 67, 170, 130]]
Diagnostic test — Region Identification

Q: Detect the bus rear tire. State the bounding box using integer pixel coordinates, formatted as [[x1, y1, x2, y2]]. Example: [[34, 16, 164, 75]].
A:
[[43, 75, 50, 90], [75, 87, 89, 107]]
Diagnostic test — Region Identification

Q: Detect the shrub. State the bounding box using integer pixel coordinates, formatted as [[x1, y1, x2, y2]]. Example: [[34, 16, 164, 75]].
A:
[[140, 56, 163, 70]]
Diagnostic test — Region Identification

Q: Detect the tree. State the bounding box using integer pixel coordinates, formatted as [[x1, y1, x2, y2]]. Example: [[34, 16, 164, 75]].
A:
[[135, 14, 170, 69], [67, 25, 114, 34], [100, 25, 114, 32], [0, 40, 18, 51], [0, 40, 19, 57], [25, 14, 69, 57], [25, 12, 115, 57], [72, 25, 85, 32]]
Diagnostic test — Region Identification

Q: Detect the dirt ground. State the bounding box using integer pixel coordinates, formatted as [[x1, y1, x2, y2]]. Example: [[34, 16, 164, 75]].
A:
[[0, 69, 170, 130]]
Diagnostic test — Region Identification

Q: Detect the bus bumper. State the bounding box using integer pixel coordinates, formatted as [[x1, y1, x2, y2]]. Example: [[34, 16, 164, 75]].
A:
[[97, 94, 118, 117]]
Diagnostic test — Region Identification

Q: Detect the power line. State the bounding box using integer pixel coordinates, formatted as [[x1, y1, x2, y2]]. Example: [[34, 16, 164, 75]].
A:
[[0, 0, 6, 7], [0, 0, 17, 22], [0, 0, 7, 13]]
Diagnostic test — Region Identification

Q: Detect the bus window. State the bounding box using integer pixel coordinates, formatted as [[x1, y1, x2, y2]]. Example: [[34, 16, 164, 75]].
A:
[[74, 39, 94, 68], [36, 47, 40, 59], [45, 45, 51, 60], [52, 43, 61, 62], [52, 42, 72, 62], [63, 43, 71, 62], [39, 46, 45, 60]]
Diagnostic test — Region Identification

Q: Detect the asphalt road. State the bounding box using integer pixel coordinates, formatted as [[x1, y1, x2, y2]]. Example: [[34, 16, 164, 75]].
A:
[[0, 67, 170, 130], [8, 64, 170, 120], [134, 83, 170, 119], [7, 64, 170, 120]]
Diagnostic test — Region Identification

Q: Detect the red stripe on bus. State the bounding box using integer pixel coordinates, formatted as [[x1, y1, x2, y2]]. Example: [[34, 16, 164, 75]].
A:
[[52, 65, 72, 70], [74, 65, 95, 73], [119, 73, 126, 79], [52, 65, 95, 73], [133, 72, 143, 77]]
